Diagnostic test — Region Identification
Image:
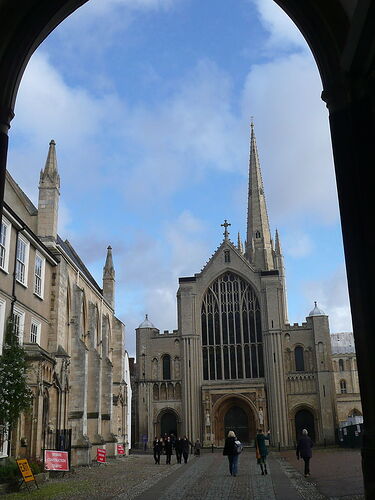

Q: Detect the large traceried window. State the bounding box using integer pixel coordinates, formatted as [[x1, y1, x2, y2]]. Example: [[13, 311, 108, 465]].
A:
[[201, 271, 264, 381]]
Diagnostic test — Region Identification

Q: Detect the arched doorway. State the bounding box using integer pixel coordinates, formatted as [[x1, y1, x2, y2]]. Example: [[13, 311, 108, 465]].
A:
[[224, 406, 249, 443], [214, 396, 256, 445], [160, 411, 177, 437], [295, 409, 315, 442]]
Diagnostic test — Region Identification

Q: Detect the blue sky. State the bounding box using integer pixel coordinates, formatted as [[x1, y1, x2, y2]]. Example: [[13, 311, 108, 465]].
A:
[[7, 0, 352, 356]]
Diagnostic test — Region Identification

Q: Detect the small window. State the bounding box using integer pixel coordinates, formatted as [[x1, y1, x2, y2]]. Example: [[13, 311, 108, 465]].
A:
[[34, 253, 45, 297], [30, 320, 41, 344], [294, 346, 305, 371], [224, 250, 230, 263], [162, 354, 171, 380], [255, 231, 261, 238], [339, 359, 345, 371], [0, 218, 11, 272], [340, 379, 347, 394], [16, 236, 29, 286], [12, 308, 25, 344]]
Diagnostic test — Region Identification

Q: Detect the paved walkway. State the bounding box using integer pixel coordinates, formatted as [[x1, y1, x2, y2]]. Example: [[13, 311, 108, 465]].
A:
[[3, 448, 364, 499]]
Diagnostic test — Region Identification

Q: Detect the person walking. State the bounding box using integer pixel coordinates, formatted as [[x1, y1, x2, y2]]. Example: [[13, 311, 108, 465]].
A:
[[223, 430, 240, 477], [296, 428, 313, 477], [194, 439, 201, 456], [153, 437, 161, 464], [255, 429, 270, 475], [181, 436, 192, 463], [175, 437, 183, 463], [164, 436, 173, 464]]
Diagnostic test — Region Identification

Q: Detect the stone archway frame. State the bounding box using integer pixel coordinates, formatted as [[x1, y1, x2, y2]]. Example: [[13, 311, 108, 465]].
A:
[[154, 407, 182, 439], [211, 393, 259, 446], [289, 403, 319, 445]]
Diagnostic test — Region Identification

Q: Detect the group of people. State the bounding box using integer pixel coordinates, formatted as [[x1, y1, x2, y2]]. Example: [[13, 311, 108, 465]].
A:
[[152, 435, 201, 465], [223, 428, 313, 478]]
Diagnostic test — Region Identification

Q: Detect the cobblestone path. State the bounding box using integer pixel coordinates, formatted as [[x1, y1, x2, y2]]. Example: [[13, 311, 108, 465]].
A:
[[3, 449, 364, 499]]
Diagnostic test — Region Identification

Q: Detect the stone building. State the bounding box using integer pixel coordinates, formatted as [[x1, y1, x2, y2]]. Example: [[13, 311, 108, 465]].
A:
[[134, 124, 338, 448], [331, 332, 362, 425], [0, 141, 131, 464]]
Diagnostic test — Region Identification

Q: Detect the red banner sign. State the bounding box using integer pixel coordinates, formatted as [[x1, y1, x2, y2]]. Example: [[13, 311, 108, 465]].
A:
[[44, 450, 69, 471], [117, 444, 125, 455], [97, 448, 107, 463]]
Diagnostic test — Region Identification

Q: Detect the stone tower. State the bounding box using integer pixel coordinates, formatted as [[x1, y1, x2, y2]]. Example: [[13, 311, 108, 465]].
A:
[[37, 139, 60, 246], [103, 245, 115, 308]]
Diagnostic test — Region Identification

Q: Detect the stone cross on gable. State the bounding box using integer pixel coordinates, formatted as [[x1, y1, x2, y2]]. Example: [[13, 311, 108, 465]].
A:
[[221, 219, 231, 239]]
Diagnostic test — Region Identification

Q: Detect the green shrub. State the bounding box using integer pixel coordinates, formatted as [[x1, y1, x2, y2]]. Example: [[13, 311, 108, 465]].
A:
[[0, 459, 19, 485]]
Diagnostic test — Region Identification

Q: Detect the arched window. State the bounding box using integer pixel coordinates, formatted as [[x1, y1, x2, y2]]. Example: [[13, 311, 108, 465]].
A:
[[339, 359, 345, 371], [162, 354, 171, 380], [201, 271, 263, 381], [340, 379, 347, 393], [294, 346, 305, 371]]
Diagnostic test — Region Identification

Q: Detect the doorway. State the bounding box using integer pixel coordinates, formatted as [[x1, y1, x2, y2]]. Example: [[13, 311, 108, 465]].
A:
[[295, 409, 315, 442]]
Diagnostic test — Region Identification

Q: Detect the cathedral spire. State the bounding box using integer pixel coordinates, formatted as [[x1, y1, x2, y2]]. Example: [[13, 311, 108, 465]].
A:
[[244, 121, 273, 269]]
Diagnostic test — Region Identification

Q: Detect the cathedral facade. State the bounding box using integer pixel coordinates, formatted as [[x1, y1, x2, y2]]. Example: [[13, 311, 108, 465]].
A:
[[134, 124, 338, 448]]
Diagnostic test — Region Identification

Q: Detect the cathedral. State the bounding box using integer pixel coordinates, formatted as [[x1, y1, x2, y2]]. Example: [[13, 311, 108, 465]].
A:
[[134, 123, 339, 448]]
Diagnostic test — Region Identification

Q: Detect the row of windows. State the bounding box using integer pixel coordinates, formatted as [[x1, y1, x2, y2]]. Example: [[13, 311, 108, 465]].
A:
[[0, 299, 41, 354], [1, 218, 46, 298]]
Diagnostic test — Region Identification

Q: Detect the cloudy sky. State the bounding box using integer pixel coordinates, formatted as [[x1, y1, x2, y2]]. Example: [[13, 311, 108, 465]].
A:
[[7, 0, 352, 356]]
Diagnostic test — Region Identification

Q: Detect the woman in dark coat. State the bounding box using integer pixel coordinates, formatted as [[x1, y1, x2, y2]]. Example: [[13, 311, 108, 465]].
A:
[[296, 429, 313, 477], [223, 430, 239, 476], [164, 436, 173, 464], [153, 437, 161, 464], [255, 429, 270, 475]]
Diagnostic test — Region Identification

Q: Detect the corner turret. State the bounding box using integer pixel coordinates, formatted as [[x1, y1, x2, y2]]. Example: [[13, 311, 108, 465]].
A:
[[103, 245, 115, 308], [37, 140, 60, 245]]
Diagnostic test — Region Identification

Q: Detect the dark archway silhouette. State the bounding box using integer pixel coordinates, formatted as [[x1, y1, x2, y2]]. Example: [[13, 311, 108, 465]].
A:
[[224, 406, 249, 444], [160, 411, 177, 437], [295, 409, 315, 442]]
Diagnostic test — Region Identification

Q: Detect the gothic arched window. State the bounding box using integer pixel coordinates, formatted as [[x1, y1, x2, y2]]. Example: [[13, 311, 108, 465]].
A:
[[339, 359, 345, 371], [294, 346, 305, 371], [201, 271, 263, 381], [162, 354, 171, 380]]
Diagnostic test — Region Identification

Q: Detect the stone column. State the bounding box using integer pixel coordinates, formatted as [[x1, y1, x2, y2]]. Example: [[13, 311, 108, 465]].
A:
[[322, 80, 375, 497]]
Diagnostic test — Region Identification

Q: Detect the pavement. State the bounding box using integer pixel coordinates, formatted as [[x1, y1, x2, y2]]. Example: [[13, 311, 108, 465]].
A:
[[2, 447, 364, 499]]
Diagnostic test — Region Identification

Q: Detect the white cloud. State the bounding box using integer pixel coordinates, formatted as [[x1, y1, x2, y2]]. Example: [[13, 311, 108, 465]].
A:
[[284, 232, 313, 258], [302, 266, 352, 332], [251, 0, 307, 51]]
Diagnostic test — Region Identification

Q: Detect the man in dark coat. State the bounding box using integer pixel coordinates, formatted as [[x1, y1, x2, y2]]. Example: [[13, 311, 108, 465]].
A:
[[175, 437, 183, 463], [164, 436, 173, 464], [153, 437, 161, 464], [181, 436, 192, 463], [223, 430, 240, 476], [296, 428, 313, 477]]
